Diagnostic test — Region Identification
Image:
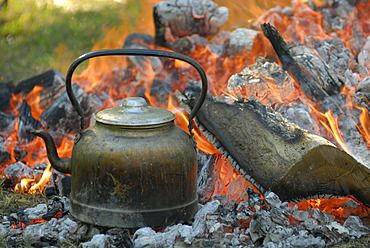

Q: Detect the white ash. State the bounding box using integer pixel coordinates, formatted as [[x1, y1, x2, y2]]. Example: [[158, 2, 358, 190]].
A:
[[23, 204, 47, 220], [132, 191, 368, 248], [80, 233, 113, 248], [0, 224, 7, 237], [2, 161, 26, 178], [0, 190, 369, 247]]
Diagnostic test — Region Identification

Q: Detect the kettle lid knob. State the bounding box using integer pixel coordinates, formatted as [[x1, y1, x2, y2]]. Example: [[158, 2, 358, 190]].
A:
[[95, 97, 175, 127], [121, 97, 147, 108]]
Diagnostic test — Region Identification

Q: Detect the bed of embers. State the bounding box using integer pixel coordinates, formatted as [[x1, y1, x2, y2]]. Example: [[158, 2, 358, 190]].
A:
[[1, 0, 370, 247]]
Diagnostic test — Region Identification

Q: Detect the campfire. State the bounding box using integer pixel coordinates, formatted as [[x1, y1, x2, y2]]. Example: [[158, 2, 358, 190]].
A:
[[1, 0, 370, 247]]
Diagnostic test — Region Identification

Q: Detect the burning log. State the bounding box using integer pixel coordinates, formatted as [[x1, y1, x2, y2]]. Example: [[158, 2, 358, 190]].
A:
[[14, 69, 66, 110], [261, 23, 331, 104], [153, 0, 229, 48], [177, 83, 370, 206]]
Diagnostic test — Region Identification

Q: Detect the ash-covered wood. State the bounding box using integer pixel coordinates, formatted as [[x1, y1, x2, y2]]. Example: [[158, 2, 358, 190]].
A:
[[197, 152, 216, 204], [289, 43, 342, 95], [356, 76, 370, 109], [227, 57, 294, 106], [309, 37, 361, 79], [261, 23, 330, 103], [40, 84, 102, 133], [0, 112, 15, 136], [227, 28, 262, 57], [0, 137, 10, 166], [177, 83, 370, 206], [153, 0, 229, 47], [17, 100, 42, 144]]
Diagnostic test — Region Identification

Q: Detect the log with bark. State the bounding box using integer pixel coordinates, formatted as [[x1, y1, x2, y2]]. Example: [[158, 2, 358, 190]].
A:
[[176, 82, 370, 206], [261, 23, 333, 104]]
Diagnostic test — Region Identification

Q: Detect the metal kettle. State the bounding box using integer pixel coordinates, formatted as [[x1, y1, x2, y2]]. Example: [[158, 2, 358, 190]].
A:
[[33, 49, 208, 228]]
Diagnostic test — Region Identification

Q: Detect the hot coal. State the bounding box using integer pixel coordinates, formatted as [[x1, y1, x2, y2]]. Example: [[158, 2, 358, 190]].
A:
[[0, 157, 369, 247]]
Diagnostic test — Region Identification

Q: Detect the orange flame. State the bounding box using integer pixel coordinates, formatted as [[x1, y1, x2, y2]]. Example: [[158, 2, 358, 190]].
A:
[[308, 103, 351, 154]]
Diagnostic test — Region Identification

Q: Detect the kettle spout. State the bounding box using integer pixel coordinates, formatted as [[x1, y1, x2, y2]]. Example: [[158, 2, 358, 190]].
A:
[[32, 129, 72, 174]]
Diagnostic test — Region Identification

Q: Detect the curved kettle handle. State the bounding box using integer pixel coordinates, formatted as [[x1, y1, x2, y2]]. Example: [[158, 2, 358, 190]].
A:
[[66, 49, 208, 136]]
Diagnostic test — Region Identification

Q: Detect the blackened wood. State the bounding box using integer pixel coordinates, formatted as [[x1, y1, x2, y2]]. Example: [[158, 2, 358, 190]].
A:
[[261, 23, 329, 103], [60, 176, 71, 197], [150, 79, 172, 106], [0, 82, 15, 111], [14, 69, 65, 95], [122, 33, 161, 73], [122, 33, 155, 48], [2, 177, 17, 188], [40, 84, 102, 133], [0, 112, 15, 134], [17, 100, 42, 144]]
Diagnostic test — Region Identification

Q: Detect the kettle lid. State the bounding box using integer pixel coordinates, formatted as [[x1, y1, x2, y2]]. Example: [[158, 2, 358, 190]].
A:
[[94, 97, 175, 127]]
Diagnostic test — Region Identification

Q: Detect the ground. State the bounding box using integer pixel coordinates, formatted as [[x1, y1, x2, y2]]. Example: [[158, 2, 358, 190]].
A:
[[0, 0, 142, 84]]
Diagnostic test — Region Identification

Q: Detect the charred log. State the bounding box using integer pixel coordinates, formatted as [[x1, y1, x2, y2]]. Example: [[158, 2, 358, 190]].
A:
[[40, 84, 102, 133], [14, 69, 66, 110], [261, 23, 330, 103], [122, 33, 163, 74], [177, 83, 370, 206], [14, 69, 65, 95], [289, 43, 342, 95], [153, 0, 229, 47], [18, 100, 42, 144], [0, 82, 15, 111]]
